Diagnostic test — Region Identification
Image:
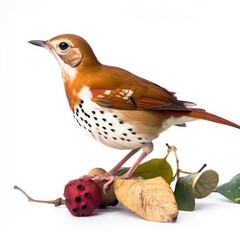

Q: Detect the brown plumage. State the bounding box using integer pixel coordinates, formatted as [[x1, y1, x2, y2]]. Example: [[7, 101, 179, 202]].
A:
[[29, 34, 240, 186]]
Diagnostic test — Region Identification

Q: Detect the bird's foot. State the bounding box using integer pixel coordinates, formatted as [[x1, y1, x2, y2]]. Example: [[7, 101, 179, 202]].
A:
[[90, 173, 138, 194], [86, 172, 143, 195], [88, 173, 116, 194]]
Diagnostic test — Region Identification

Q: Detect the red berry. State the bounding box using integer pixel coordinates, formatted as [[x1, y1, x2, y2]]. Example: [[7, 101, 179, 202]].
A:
[[64, 178, 101, 216]]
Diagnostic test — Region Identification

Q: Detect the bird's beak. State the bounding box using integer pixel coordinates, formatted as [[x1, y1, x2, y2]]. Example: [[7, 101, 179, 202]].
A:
[[28, 40, 48, 48]]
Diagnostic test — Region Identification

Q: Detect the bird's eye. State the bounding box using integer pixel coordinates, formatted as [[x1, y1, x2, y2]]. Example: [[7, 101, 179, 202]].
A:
[[58, 42, 70, 51]]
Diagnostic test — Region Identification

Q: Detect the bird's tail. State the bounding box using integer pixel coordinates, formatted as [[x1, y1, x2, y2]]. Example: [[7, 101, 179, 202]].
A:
[[187, 108, 240, 129]]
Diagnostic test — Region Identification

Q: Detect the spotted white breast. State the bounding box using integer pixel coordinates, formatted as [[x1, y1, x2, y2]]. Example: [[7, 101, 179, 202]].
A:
[[72, 87, 157, 149], [73, 86, 194, 150]]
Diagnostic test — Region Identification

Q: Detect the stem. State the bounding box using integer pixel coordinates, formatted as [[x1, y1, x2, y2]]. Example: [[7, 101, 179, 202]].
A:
[[166, 143, 180, 179], [178, 170, 193, 175], [14, 185, 65, 206], [197, 163, 207, 173], [166, 144, 207, 180]]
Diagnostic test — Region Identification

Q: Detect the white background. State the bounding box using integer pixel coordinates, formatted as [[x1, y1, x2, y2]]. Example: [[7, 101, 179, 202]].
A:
[[1, 0, 240, 239]]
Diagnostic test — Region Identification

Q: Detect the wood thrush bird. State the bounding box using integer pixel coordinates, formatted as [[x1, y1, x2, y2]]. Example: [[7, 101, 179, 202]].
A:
[[29, 34, 239, 186]]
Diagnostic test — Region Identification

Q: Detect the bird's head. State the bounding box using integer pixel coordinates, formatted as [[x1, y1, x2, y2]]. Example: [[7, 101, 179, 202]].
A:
[[29, 34, 100, 81]]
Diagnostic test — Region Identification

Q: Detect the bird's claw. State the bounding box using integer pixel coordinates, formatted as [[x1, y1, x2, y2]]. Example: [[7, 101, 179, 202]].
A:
[[89, 174, 116, 195]]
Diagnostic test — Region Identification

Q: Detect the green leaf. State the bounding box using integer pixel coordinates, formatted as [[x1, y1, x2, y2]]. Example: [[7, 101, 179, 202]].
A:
[[215, 173, 240, 203], [116, 155, 173, 184], [132, 157, 173, 184], [174, 170, 218, 211], [174, 174, 196, 211], [192, 170, 219, 199], [116, 167, 129, 176]]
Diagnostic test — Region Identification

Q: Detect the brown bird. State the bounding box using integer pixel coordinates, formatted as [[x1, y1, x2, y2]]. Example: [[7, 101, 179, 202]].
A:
[[29, 34, 240, 186]]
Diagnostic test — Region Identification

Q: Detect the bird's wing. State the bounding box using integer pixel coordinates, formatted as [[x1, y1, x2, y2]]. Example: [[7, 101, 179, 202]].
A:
[[90, 66, 194, 111]]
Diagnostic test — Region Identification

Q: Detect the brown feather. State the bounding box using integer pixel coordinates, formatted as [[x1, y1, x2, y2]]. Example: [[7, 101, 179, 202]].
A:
[[89, 64, 189, 111], [185, 109, 240, 129], [47, 35, 239, 130]]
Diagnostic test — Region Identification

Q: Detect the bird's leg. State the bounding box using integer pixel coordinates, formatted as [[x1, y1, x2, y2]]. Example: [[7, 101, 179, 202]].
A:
[[102, 143, 154, 191], [91, 148, 140, 190], [121, 142, 154, 178], [108, 148, 141, 175]]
